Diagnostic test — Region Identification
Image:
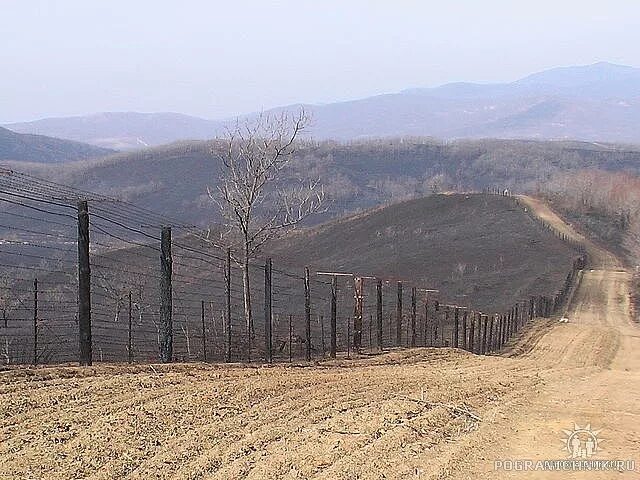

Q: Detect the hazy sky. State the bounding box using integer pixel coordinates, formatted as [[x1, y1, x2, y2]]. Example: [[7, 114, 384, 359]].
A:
[[2, 0, 639, 123]]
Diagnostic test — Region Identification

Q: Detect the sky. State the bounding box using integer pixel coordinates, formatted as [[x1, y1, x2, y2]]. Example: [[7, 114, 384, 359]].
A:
[[1, 0, 639, 123]]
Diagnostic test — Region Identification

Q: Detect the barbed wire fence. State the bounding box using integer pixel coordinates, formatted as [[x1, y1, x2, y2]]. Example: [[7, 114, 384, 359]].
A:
[[0, 168, 586, 366]]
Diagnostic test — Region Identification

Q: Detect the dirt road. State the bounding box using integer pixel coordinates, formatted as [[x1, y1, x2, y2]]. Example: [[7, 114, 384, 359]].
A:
[[450, 269, 639, 479], [0, 197, 637, 479], [450, 197, 640, 479]]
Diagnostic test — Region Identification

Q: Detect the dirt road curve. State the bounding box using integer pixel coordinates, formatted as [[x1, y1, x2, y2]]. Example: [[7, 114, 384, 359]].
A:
[[0, 197, 638, 479]]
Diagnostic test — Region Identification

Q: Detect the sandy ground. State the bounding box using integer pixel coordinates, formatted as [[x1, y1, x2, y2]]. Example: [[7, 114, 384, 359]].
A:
[[0, 197, 638, 479]]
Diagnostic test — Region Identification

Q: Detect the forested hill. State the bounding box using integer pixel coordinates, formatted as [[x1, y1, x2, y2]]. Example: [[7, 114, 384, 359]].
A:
[[0, 127, 114, 163], [4, 137, 640, 225]]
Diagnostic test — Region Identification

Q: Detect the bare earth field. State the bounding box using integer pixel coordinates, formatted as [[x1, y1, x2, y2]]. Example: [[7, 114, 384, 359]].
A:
[[1, 197, 638, 479]]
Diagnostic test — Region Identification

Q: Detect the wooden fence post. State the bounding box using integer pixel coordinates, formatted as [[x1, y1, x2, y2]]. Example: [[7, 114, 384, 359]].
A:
[[201, 300, 207, 362], [225, 247, 232, 363], [481, 315, 488, 355], [353, 277, 363, 351], [444, 307, 450, 346], [159, 226, 173, 363], [434, 301, 440, 344], [77, 200, 92, 366], [330, 275, 337, 358], [425, 300, 430, 346], [488, 315, 494, 352], [462, 309, 468, 350], [376, 279, 383, 351], [33, 278, 38, 366], [321, 315, 326, 357], [453, 307, 459, 348], [305, 267, 311, 361], [264, 258, 272, 363], [510, 305, 515, 333], [128, 291, 133, 364], [411, 287, 417, 347], [347, 318, 351, 358], [396, 282, 403, 347], [469, 314, 475, 353], [288, 314, 293, 362]]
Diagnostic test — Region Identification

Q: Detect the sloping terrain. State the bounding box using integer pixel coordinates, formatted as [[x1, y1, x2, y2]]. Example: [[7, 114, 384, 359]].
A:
[[0, 127, 114, 163], [4, 137, 640, 227], [0, 196, 637, 479], [271, 194, 578, 312]]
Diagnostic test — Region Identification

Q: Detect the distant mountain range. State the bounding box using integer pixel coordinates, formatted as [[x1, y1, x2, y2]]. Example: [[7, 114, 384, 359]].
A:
[[0, 126, 114, 163], [4, 62, 640, 149]]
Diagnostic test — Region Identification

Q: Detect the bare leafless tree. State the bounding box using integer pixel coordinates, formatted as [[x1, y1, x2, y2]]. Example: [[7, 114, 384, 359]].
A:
[[210, 108, 324, 337]]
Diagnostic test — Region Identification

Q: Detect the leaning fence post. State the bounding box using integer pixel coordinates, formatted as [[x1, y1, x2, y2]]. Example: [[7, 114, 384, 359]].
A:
[[77, 200, 92, 366], [264, 258, 272, 363], [376, 279, 383, 351], [410, 287, 417, 347], [33, 278, 38, 366], [128, 291, 133, 364], [225, 247, 232, 363], [330, 275, 337, 358], [396, 281, 403, 346], [159, 226, 173, 363], [304, 267, 311, 361]]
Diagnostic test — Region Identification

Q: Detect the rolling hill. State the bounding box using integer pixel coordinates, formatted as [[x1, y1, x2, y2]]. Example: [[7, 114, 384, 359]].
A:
[[0, 127, 114, 163], [270, 194, 578, 312], [5, 62, 640, 146], [4, 136, 640, 228]]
